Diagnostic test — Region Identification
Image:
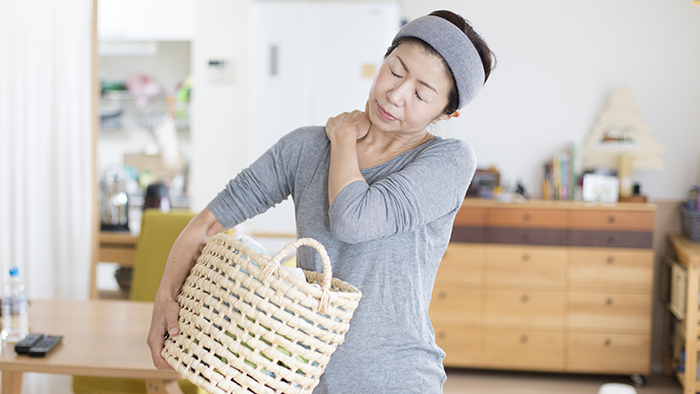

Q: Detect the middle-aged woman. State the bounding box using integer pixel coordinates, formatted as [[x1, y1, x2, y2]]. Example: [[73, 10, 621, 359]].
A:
[[148, 9, 495, 393]]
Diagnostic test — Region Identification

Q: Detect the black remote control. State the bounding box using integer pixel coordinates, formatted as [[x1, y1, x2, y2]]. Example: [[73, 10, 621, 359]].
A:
[[14, 333, 45, 354], [28, 335, 63, 357]]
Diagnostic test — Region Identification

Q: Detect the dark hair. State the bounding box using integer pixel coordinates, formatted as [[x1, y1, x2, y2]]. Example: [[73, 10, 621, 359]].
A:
[[385, 10, 496, 115]]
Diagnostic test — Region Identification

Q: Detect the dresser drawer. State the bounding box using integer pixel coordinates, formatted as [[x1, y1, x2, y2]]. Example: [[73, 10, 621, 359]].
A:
[[429, 286, 481, 325], [487, 228, 568, 246], [484, 329, 564, 371], [487, 208, 568, 229], [436, 243, 483, 284], [568, 292, 652, 333], [570, 210, 654, 231], [434, 325, 481, 367], [567, 333, 650, 374], [485, 245, 567, 287], [570, 230, 652, 249], [450, 227, 485, 243], [485, 290, 565, 329], [569, 248, 654, 291], [455, 207, 486, 227]]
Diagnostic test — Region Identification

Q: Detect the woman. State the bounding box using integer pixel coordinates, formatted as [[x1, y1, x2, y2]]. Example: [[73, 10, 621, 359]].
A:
[[148, 10, 494, 393]]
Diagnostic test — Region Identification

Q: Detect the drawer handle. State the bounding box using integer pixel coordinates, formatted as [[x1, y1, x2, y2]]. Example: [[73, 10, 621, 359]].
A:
[[524, 213, 531, 221], [520, 335, 528, 343], [606, 297, 614, 306], [605, 338, 612, 346], [608, 215, 615, 224], [522, 233, 531, 242], [607, 256, 614, 264], [439, 291, 448, 299], [521, 295, 529, 303], [607, 236, 615, 245], [522, 254, 530, 262]]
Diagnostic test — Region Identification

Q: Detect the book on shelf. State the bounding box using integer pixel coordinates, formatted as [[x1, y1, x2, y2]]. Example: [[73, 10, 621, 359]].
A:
[[543, 144, 580, 201]]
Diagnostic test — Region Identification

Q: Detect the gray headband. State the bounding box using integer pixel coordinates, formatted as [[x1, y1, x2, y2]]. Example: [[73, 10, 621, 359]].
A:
[[392, 15, 485, 109]]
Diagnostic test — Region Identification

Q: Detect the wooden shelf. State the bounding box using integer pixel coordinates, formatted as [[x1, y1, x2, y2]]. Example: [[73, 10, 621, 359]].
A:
[[99, 231, 138, 245], [92, 231, 139, 299], [667, 233, 700, 393]]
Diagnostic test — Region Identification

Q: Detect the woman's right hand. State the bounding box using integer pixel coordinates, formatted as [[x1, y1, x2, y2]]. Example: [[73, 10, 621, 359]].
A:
[[147, 295, 181, 370], [145, 208, 228, 369]]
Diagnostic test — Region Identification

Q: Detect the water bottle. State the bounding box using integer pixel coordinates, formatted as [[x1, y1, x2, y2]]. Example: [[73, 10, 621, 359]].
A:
[[1, 267, 29, 342]]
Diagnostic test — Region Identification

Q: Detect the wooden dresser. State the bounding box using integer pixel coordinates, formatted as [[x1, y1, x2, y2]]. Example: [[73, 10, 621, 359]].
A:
[[430, 199, 656, 377]]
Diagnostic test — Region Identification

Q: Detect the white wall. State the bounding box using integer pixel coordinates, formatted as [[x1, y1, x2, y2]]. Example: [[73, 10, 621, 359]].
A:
[[191, 0, 700, 211], [399, 0, 700, 200]]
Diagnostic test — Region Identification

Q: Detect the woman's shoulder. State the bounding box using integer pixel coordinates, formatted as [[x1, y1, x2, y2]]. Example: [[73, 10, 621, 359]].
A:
[[279, 125, 328, 147], [421, 136, 476, 164]]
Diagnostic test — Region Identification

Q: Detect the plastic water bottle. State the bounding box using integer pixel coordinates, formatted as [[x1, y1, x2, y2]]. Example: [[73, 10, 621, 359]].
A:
[[1, 267, 29, 342]]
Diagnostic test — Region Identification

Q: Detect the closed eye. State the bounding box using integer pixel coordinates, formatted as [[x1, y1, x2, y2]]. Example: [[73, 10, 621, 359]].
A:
[[415, 90, 424, 101], [390, 69, 402, 79]]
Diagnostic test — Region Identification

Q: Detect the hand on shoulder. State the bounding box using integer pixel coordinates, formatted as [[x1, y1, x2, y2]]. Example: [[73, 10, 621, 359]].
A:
[[325, 101, 371, 143]]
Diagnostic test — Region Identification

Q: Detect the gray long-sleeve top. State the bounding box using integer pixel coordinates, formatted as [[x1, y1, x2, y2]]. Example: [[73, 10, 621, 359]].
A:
[[208, 126, 476, 393]]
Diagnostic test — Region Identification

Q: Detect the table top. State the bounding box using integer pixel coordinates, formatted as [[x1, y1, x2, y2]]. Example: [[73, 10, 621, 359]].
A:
[[0, 299, 182, 380], [669, 233, 700, 268], [461, 198, 657, 211]]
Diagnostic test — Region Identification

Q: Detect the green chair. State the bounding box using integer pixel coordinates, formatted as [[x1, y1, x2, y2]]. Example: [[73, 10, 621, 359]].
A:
[[73, 209, 203, 394]]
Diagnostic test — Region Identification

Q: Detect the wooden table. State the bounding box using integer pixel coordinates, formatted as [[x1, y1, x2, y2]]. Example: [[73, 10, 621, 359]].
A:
[[0, 299, 185, 394]]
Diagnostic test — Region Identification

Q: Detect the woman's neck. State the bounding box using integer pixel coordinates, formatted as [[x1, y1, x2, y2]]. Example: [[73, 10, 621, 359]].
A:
[[356, 125, 434, 169]]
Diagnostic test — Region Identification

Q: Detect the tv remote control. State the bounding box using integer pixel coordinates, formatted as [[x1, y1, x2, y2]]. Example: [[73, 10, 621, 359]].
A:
[[28, 335, 63, 357], [15, 333, 45, 354]]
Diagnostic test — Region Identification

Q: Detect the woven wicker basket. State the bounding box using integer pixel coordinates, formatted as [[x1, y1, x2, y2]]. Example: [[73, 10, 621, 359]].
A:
[[162, 233, 362, 394]]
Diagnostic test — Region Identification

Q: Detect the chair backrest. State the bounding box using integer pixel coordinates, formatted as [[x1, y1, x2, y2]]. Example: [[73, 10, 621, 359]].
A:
[[130, 209, 196, 302]]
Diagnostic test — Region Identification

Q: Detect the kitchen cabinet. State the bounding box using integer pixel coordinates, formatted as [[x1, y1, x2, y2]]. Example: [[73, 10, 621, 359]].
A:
[[431, 199, 656, 380], [98, 0, 195, 41]]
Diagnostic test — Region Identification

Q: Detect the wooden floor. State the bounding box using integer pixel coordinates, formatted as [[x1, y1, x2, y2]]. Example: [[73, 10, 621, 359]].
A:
[[443, 369, 683, 394]]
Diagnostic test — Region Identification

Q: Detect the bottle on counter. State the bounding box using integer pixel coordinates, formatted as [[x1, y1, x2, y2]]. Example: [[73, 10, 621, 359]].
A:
[[1, 267, 29, 343]]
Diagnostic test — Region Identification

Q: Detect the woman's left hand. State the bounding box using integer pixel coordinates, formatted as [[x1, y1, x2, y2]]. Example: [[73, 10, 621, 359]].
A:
[[325, 101, 371, 142]]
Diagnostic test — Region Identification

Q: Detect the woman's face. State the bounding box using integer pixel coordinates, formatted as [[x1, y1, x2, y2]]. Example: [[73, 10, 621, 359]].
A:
[[367, 41, 453, 135]]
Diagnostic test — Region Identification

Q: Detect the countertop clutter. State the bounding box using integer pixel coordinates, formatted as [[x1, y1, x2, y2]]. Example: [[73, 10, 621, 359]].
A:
[[430, 199, 655, 387]]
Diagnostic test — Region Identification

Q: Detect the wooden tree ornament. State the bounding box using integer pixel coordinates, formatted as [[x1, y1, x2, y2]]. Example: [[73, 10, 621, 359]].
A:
[[581, 85, 665, 171]]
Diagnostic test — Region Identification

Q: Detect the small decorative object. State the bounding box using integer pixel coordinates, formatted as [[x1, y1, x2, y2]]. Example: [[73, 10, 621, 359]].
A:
[[580, 86, 665, 200], [514, 179, 528, 199], [466, 167, 500, 198], [582, 173, 619, 203]]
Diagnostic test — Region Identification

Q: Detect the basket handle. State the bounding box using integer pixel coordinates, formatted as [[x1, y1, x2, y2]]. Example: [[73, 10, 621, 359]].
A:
[[262, 238, 333, 291], [261, 238, 333, 313]]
